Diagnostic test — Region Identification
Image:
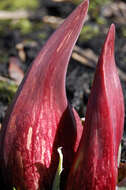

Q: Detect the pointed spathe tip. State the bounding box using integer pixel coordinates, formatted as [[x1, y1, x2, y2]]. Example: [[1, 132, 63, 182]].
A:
[[107, 23, 115, 42], [79, 0, 89, 15], [105, 23, 115, 51], [100, 24, 115, 65], [80, 0, 89, 7], [110, 23, 115, 31]]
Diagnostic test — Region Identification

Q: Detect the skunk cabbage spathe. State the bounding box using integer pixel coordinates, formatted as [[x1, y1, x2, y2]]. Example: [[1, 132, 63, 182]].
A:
[[65, 24, 125, 190], [0, 1, 89, 189]]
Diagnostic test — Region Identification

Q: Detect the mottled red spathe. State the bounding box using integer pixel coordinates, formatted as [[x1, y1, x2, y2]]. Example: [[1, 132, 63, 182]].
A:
[[0, 1, 89, 190], [65, 24, 125, 190]]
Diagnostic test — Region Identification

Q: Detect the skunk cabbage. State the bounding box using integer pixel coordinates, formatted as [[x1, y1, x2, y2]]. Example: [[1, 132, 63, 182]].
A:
[[65, 24, 125, 190], [0, 1, 89, 189]]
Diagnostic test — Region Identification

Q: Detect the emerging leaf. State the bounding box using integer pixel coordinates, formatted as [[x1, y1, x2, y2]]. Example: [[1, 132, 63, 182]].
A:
[[52, 147, 63, 190]]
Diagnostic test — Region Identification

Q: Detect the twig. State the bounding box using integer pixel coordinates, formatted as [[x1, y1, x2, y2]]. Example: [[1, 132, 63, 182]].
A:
[[73, 46, 97, 68], [0, 10, 43, 20], [42, 16, 64, 28], [0, 75, 16, 84], [72, 47, 126, 82], [42, 15, 89, 28]]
